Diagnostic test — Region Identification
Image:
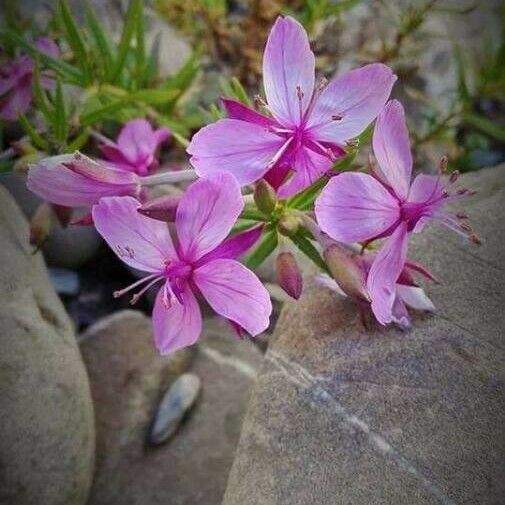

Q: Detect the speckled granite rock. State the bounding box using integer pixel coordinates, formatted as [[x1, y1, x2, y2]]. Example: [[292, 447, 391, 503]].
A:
[[0, 186, 95, 505], [81, 313, 262, 505], [223, 165, 505, 505]]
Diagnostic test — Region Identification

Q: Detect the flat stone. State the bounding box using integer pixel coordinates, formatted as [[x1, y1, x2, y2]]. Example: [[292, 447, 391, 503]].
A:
[[0, 185, 95, 505], [81, 312, 262, 505], [223, 165, 505, 505], [149, 373, 201, 445]]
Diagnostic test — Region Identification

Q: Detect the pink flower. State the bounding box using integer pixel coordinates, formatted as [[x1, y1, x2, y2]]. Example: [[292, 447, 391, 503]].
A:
[[315, 100, 476, 325], [0, 37, 59, 121], [27, 152, 141, 208], [187, 16, 396, 197], [99, 119, 170, 176], [317, 246, 436, 329], [92, 172, 272, 354]]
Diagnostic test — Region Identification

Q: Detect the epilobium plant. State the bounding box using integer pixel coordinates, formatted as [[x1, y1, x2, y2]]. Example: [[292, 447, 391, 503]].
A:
[[20, 14, 478, 353]]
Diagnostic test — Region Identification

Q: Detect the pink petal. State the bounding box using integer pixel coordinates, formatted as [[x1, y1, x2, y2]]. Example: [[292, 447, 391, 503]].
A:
[[35, 37, 60, 58], [187, 118, 283, 185], [277, 145, 332, 198], [396, 285, 435, 312], [408, 173, 444, 204], [99, 145, 131, 167], [195, 225, 263, 265], [367, 222, 409, 325], [175, 172, 244, 261], [315, 172, 400, 243], [372, 100, 412, 200], [92, 196, 176, 272], [391, 296, 411, 329], [307, 64, 396, 143], [222, 97, 276, 127], [263, 16, 315, 127], [153, 283, 202, 354], [27, 154, 140, 207], [0, 78, 32, 120], [193, 259, 271, 336]]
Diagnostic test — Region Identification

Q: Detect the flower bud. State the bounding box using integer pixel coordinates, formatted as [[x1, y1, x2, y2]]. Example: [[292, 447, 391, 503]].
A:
[[276, 252, 303, 300], [254, 179, 277, 215], [277, 213, 300, 237], [138, 194, 181, 222], [323, 245, 370, 302]]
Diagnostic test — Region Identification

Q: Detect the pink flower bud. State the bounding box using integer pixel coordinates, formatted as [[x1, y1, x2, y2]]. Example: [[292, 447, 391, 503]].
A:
[[276, 252, 303, 300], [138, 194, 181, 222], [323, 244, 370, 302]]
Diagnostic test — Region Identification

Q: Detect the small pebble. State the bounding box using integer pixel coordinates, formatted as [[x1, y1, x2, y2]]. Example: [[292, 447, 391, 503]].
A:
[[149, 373, 201, 446], [48, 267, 80, 296]]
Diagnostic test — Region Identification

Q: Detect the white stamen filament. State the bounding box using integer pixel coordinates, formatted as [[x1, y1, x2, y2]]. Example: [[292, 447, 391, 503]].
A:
[[266, 136, 294, 170], [113, 273, 160, 298]]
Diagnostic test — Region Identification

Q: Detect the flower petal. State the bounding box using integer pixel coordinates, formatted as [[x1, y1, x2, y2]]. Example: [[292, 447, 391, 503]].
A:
[[222, 97, 276, 127], [391, 296, 411, 329], [35, 37, 60, 58], [277, 145, 332, 198], [153, 283, 202, 354], [263, 16, 315, 127], [396, 285, 436, 312], [27, 154, 140, 207], [187, 118, 283, 185], [0, 78, 32, 121], [175, 172, 243, 261], [315, 172, 400, 243], [408, 173, 444, 204], [307, 64, 396, 143], [367, 222, 409, 325], [193, 259, 271, 336], [372, 100, 412, 200], [92, 196, 175, 272], [195, 225, 263, 265]]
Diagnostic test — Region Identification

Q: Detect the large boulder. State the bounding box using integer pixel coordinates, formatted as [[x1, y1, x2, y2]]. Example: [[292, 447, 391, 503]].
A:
[[81, 311, 262, 505], [223, 164, 505, 505], [0, 186, 95, 505]]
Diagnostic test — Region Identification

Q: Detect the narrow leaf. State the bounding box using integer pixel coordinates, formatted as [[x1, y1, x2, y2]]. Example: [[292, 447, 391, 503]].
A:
[[245, 228, 278, 269], [18, 114, 50, 151], [289, 232, 328, 272]]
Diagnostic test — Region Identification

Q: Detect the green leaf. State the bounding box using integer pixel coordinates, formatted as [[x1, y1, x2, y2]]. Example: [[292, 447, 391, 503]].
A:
[[58, 0, 91, 82], [453, 45, 472, 107], [110, 0, 142, 83], [84, 1, 114, 75], [53, 79, 68, 144], [18, 114, 50, 151], [240, 205, 268, 222], [463, 112, 505, 142], [32, 64, 53, 121], [80, 97, 131, 126], [2, 30, 83, 84], [66, 129, 90, 152], [287, 176, 328, 211], [134, 88, 180, 104], [135, 1, 146, 86], [245, 228, 278, 269], [231, 77, 251, 106], [289, 232, 328, 272], [231, 219, 259, 234]]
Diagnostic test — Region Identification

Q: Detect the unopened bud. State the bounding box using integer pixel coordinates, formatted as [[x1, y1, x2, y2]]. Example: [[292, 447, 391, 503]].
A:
[[277, 213, 300, 237], [324, 245, 370, 302], [254, 180, 277, 215], [29, 202, 52, 251], [138, 194, 181, 222], [276, 252, 303, 300]]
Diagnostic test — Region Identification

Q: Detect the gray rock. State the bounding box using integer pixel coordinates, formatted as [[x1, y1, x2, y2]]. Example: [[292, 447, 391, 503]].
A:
[[0, 185, 95, 505], [81, 312, 261, 505], [149, 373, 201, 445], [223, 165, 505, 505], [0, 171, 101, 268], [48, 267, 80, 296]]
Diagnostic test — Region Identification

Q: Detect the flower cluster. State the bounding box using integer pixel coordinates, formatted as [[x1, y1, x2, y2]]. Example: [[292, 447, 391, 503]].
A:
[[25, 16, 477, 353]]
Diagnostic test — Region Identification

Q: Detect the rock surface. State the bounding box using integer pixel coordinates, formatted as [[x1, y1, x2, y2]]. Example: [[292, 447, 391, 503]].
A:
[[81, 312, 262, 505], [0, 186, 95, 505], [223, 165, 505, 505]]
